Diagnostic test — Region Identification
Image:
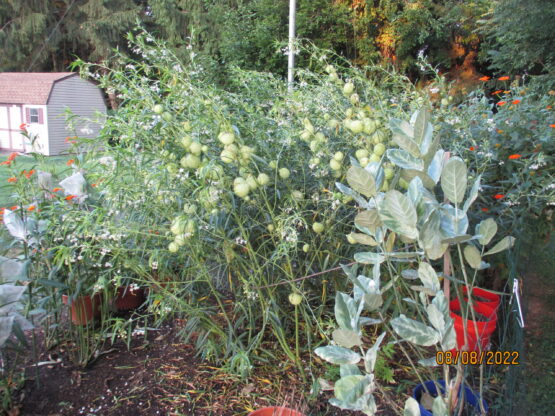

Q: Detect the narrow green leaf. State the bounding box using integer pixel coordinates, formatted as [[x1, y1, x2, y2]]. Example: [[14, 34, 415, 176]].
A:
[[347, 166, 376, 198], [484, 236, 515, 256], [441, 157, 467, 204]]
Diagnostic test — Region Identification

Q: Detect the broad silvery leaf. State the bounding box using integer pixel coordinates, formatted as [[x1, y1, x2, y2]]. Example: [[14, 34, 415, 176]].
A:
[[476, 218, 497, 246], [333, 375, 367, 402], [333, 329, 363, 348], [335, 292, 356, 331], [432, 396, 449, 416], [408, 177, 425, 207], [391, 314, 440, 346], [426, 303, 445, 333], [418, 357, 441, 367], [3, 210, 27, 241], [440, 157, 467, 204], [404, 397, 421, 416], [340, 364, 362, 377], [463, 175, 481, 212], [419, 211, 448, 260], [37, 170, 52, 190], [439, 204, 469, 238], [464, 245, 482, 269], [401, 269, 419, 280], [0, 285, 27, 315], [315, 346, 362, 365], [484, 236, 516, 256], [379, 190, 418, 239], [427, 149, 445, 184], [386, 149, 424, 171], [402, 169, 436, 189], [346, 166, 377, 198], [0, 316, 15, 347], [0, 257, 27, 282], [349, 233, 378, 246], [412, 108, 431, 145], [354, 252, 385, 265], [336, 183, 371, 209], [418, 262, 440, 294], [363, 293, 383, 311], [59, 171, 87, 197], [355, 210, 381, 233], [390, 119, 421, 157], [364, 332, 386, 373]]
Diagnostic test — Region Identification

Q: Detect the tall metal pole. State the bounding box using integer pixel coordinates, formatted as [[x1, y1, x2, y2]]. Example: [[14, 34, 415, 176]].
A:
[[287, 0, 296, 92]]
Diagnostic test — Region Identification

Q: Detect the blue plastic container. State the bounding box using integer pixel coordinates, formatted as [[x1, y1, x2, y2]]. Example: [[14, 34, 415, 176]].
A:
[[412, 380, 488, 415]]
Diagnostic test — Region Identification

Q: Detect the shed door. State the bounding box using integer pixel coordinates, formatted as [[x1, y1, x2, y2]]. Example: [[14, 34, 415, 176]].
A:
[[0, 105, 24, 151]]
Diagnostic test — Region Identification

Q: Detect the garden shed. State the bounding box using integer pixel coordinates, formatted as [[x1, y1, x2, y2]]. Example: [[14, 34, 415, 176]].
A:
[[0, 72, 106, 155]]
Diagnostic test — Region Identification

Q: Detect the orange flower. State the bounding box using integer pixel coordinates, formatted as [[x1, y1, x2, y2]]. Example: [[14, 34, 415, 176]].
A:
[[547, 105, 552, 110], [508, 154, 522, 159], [1, 161, 11, 166], [492, 90, 503, 95], [7, 152, 17, 162], [494, 194, 505, 200], [498, 76, 510, 81], [469, 146, 476, 151], [512, 99, 521, 105], [7, 177, 17, 183], [27, 205, 36, 212], [550, 124, 555, 128], [91, 183, 97, 188], [481, 208, 489, 212], [497, 101, 507, 106], [495, 143, 501, 147], [65, 195, 76, 201], [66, 159, 75, 166], [503, 90, 510, 94], [479, 76, 490, 81], [24, 169, 35, 178], [19, 123, 27, 130], [10, 206, 18, 210], [52, 187, 62, 192]]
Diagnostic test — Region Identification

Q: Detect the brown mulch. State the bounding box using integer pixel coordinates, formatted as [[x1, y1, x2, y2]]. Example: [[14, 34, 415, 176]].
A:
[[12, 317, 399, 416]]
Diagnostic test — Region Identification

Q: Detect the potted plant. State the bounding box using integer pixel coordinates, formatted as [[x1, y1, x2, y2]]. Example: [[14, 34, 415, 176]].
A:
[[114, 283, 145, 311]]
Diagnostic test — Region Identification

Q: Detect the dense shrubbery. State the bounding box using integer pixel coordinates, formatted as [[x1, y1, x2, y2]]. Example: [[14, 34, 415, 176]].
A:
[[1, 30, 553, 414]]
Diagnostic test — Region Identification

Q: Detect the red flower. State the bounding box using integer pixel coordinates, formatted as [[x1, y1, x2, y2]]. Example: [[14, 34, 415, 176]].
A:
[[19, 123, 27, 130], [1, 161, 11, 166], [65, 195, 76, 201], [497, 101, 507, 106], [498, 76, 510, 81], [547, 105, 553, 110], [7, 152, 17, 162], [494, 194, 505, 200], [52, 187, 62, 192], [512, 99, 521, 105], [10, 206, 18, 211], [27, 205, 36, 212], [7, 177, 17, 183], [508, 154, 522, 160], [479, 76, 490, 81], [481, 208, 489, 212], [66, 159, 75, 166], [469, 146, 476, 151]]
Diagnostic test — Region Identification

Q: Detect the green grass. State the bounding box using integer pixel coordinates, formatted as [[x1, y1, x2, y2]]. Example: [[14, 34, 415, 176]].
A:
[[0, 153, 72, 207]]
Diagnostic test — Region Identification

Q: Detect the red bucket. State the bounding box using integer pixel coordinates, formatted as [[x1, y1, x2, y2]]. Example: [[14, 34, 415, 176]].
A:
[[450, 298, 497, 352], [463, 286, 501, 313]]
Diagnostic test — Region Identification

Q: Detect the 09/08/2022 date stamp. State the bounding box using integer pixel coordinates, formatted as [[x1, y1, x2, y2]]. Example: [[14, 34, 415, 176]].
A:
[[436, 351, 519, 365]]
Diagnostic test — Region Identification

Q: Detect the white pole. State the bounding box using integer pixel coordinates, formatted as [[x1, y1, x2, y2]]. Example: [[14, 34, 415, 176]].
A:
[[287, 0, 296, 92]]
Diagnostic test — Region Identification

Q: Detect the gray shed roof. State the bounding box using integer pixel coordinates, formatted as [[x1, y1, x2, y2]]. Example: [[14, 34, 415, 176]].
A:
[[0, 72, 78, 105]]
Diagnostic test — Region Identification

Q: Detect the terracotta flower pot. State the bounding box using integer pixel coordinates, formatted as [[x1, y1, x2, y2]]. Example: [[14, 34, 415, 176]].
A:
[[62, 293, 102, 325], [248, 408, 305, 416], [115, 286, 145, 310], [463, 286, 501, 313], [450, 298, 497, 352]]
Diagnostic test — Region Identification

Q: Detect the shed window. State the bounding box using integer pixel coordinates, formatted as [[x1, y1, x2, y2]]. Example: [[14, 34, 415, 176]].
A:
[[25, 107, 44, 124], [29, 108, 39, 123]]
